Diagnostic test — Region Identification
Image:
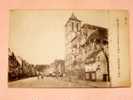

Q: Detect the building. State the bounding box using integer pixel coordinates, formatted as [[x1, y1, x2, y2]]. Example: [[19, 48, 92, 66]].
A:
[[65, 13, 109, 81], [54, 59, 65, 76], [46, 59, 65, 77]]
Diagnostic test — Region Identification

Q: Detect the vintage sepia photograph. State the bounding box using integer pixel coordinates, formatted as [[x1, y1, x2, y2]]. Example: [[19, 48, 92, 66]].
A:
[[8, 10, 130, 88]]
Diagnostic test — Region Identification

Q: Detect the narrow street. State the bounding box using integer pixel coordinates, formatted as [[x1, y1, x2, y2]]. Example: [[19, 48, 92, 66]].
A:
[[8, 77, 110, 88]]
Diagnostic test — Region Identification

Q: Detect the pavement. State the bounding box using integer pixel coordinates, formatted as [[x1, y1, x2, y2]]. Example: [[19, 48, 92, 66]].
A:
[[8, 77, 110, 88]]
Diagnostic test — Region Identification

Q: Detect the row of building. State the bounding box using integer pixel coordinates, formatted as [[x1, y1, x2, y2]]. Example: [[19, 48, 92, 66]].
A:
[[8, 48, 65, 81]]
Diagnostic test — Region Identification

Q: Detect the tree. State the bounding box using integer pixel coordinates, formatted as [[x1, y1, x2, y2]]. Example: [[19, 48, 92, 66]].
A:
[[96, 39, 110, 82]]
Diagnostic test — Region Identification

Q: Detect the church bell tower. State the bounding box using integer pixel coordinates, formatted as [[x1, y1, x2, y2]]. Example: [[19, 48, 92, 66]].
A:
[[65, 13, 81, 33]]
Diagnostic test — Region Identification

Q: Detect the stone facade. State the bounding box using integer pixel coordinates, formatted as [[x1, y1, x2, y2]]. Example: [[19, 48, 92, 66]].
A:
[[65, 13, 109, 81]]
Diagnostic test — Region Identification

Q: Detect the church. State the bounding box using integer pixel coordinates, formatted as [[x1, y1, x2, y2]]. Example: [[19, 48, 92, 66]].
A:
[[65, 13, 109, 81]]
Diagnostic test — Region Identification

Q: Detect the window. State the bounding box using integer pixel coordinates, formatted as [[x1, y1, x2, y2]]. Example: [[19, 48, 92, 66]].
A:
[[76, 23, 79, 31], [97, 56, 100, 61], [72, 22, 74, 31]]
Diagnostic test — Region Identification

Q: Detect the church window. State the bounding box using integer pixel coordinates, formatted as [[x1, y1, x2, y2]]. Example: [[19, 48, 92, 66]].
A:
[[76, 23, 79, 31], [72, 22, 74, 31]]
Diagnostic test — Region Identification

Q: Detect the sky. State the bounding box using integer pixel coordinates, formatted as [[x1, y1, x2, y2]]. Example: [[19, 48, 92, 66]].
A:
[[9, 10, 109, 64]]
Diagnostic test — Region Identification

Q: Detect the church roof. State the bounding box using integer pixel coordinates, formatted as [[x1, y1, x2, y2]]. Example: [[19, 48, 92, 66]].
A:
[[81, 23, 107, 30], [81, 23, 108, 32], [65, 13, 81, 26], [69, 13, 81, 22]]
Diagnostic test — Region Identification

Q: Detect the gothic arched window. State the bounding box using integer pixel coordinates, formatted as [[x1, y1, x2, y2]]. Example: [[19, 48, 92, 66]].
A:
[[72, 22, 74, 31], [76, 23, 79, 31]]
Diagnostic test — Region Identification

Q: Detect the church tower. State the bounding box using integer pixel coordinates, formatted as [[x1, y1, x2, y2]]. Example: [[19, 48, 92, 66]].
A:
[[65, 13, 81, 74], [65, 13, 81, 33]]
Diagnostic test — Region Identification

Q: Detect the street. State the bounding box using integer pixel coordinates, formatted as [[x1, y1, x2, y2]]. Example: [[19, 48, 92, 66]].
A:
[[8, 76, 110, 88]]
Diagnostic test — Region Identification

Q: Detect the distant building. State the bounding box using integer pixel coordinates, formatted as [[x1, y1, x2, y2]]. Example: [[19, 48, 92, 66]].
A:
[[54, 59, 65, 76], [46, 59, 65, 77], [65, 13, 109, 81]]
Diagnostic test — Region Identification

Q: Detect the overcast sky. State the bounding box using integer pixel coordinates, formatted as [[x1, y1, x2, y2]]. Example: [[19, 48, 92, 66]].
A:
[[9, 10, 109, 64]]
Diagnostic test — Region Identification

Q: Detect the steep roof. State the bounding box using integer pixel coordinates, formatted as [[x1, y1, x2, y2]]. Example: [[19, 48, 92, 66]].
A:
[[81, 23, 107, 31], [65, 13, 81, 26], [69, 13, 81, 22], [80, 23, 108, 46]]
